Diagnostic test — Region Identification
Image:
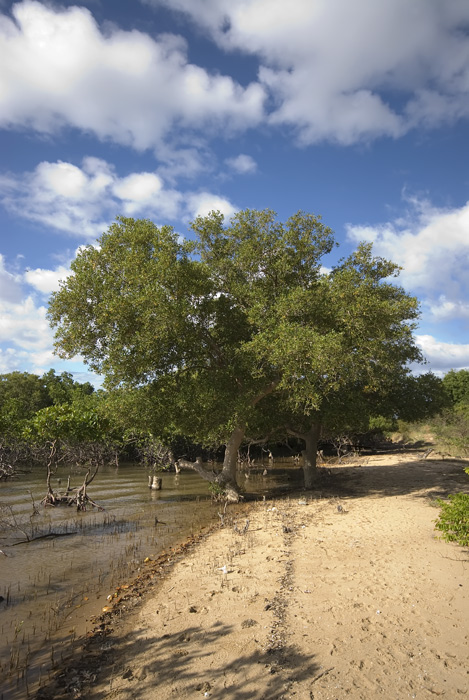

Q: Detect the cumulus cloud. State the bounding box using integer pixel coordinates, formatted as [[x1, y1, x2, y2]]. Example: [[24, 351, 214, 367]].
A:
[[0, 156, 237, 237], [0, 253, 23, 303], [0, 251, 75, 374], [225, 154, 257, 174], [0, 347, 30, 373], [145, 0, 469, 144], [113, 173, 163, 202], [186, 192, 237, 220], [1, 1, 469, 150], [24, 264, 70, 295], [0, 157, 113, 238], [346, 197, 469, 323], [0, 295, 51, 352], [416, 335, 469, 373], [0, 275, 102, 378], [428, 298, 469, 322], [0, 0, 265, 150]]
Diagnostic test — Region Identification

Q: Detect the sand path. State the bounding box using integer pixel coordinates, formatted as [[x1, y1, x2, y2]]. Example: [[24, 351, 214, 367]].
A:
[[38, 452, 469, 699]]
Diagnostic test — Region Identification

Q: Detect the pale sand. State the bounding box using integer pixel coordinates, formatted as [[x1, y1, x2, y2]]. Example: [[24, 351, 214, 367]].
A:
[[38, 451, 469, 699]]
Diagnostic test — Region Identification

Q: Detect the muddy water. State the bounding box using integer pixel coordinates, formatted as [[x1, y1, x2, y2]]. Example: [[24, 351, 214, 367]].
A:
[[0, 461, 298, 698]]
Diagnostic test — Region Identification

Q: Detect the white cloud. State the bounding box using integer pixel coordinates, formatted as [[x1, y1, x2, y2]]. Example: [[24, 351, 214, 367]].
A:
[[38, 161, 88, 198], [0, 278, 101, 378], [113, 173, 163, 201], [0, 253, 23, 302], [155, 144, 213, 182], [225, 154, 257, 174], [0, 293, 65, 375], [112, 171, 184, 218], [146, 0, 469, 144], [0, 252, 79, 375], [0, 347, 30, 373], [0, 0, 265, 150], [2, 0, 468, 150], [24, 265, 70, 295], [428, 297, 469, 322], [186, 192, 237, 220], [0, 156, 237, 237], [346, 197, 469, 322], [0, 295, 50, 351], [416, 335, 469, 373]]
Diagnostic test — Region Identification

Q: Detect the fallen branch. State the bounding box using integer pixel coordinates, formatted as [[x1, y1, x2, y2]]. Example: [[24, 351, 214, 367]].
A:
[[311, 667, 334, 685], [8, 531, 78, 546]]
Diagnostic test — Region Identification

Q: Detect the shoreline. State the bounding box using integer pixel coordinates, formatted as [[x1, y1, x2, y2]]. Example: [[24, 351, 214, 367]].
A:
[[35, 452, 469, 699]]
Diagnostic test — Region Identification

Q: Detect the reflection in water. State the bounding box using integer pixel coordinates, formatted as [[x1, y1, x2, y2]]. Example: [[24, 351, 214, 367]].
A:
[[0, 460, 299, 699]]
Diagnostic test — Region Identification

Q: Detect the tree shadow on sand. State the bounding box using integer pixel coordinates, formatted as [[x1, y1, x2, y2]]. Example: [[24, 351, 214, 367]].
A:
[[328, 455, 469, 500], [36, 621, 320, 700]]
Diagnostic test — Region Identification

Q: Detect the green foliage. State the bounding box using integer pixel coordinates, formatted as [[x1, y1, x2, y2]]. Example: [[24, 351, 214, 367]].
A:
[[42, 369, 94, 405], [431, 404, 469, 456], [0, 369, 95, 439], [207, 481, 227, 500], [391, 373, 450, 422], [47, 210, 423, 482], [24, 395, 107, 444], [368, 415, 397, 434], [393, 419, 420, 444], [0, 372, 50, 435], [443, 369, 469, 407], [435, 493, 469, 547]]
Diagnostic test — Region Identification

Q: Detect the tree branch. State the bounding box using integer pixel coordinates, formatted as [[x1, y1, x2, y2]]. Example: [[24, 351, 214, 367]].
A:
[[177, 457, 218, 482], [251, 379, 280, 406]]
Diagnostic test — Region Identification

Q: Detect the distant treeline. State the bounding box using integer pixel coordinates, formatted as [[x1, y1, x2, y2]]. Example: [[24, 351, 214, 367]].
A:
[[1, 368, 468, 477]]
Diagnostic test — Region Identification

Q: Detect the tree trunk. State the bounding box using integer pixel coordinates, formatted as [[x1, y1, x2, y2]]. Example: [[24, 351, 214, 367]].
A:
[[177, 426, 245, 502], [301, 423, 321, 489], [218, 426, 245, 501]]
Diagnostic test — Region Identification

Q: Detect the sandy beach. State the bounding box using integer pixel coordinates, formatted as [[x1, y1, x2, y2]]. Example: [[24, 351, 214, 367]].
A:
[[36, 450, 469, 699]]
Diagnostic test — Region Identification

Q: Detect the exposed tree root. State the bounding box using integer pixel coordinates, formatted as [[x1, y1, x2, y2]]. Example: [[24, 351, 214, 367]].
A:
[[42, 446, 103, 511], [41, 489, 103, 511]]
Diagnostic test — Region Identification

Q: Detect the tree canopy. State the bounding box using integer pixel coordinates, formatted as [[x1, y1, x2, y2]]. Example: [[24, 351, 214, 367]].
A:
[[443, 369, 469, 408], [0, 369, 94, 437], [48, 209, 423, 497]]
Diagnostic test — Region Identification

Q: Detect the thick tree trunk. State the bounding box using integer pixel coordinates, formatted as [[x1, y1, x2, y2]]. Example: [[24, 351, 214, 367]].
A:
[[176, 382, 278, 502], [218, 426, 245, 501], [288, 422, 321, 489], [177, 426, 245, 502], [301, 423, 321, 489]]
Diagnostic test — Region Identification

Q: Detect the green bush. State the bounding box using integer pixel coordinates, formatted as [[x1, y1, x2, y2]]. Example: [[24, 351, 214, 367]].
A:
[[368, 415, 397, 434], [435, 492, 469, 547], [431, 405, 469, 457]]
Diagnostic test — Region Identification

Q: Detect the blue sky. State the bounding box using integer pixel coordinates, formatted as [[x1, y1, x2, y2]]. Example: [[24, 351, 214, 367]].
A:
[[1, 0, 469, 386]]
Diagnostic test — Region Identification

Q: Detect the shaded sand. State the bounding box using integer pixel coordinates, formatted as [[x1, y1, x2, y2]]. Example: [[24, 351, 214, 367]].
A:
[[36, 452, 469, 699]]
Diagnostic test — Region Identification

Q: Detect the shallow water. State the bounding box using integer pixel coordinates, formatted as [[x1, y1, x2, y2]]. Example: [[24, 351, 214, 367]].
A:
[[0, 460, 298, 698]]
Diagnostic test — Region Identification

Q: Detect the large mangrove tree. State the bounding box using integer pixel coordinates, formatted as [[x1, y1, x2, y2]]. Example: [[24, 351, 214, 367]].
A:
[[48, 209, 422, 497]]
